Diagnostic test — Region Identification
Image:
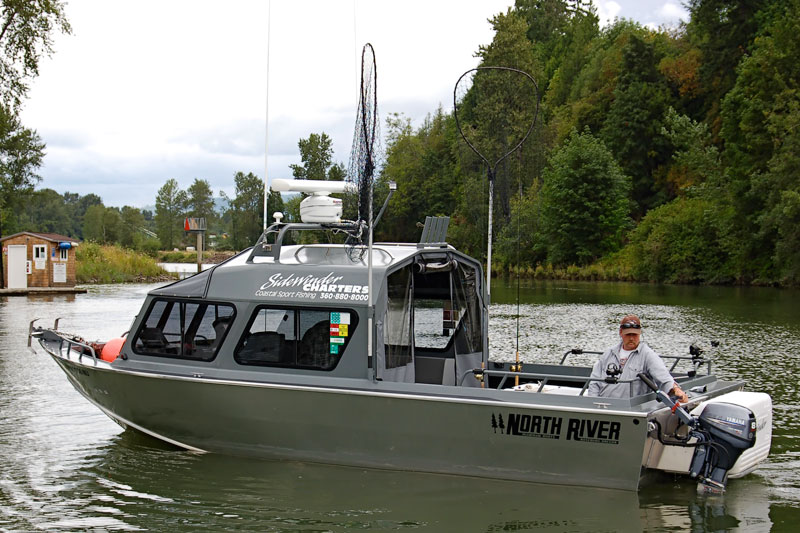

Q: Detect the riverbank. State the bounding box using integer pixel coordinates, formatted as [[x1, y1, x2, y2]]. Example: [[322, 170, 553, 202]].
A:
[[76, 243, 178, 284]]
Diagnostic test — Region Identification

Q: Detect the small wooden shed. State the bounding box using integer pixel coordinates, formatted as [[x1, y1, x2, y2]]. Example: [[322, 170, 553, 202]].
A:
[[1, 232, 81, 289]]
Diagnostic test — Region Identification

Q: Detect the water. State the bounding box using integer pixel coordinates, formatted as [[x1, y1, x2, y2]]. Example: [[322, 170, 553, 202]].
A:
[[2, 280, 799, 531]]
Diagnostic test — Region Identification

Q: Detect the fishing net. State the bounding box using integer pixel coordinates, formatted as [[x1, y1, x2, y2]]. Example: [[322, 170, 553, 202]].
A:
[[344, 43, 382, 260], [347, 43, 382, 229]]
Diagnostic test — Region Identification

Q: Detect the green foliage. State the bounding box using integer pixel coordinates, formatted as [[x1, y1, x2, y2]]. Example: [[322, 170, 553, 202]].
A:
[[0, 102, 44, 229], [155, 178, 188, 249], [227, 171, 264, 249], [75, 242, 172, 284], [186, 178, 216, 227], [538, 129, 631, 265], [379, 110, 460, 243], [620, 197, 732, 283], [0, 0, 72, 108], [82, 204, 121, 244], [289, 132, 339, 181]]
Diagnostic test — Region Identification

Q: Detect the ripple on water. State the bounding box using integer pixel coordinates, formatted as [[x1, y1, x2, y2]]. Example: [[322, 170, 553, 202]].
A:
[[1, 283, 799, 531]]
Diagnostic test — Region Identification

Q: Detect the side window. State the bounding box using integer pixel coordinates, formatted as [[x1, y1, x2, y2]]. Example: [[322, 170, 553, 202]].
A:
[[132, 299, 235, 361], [59, 247, 68, 261], [235, 307, 356, 371], [33, 244, 47, 260]]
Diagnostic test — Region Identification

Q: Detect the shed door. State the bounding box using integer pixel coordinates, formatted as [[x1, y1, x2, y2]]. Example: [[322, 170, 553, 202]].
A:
[[7, 245, 27, 289]]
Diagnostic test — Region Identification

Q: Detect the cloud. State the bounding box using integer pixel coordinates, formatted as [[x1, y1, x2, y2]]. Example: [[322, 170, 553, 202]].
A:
[[659, 2, 689, 23], [596, 1, 622, 27]]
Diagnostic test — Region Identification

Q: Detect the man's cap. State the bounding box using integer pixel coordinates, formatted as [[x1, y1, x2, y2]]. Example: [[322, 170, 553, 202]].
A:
[[619, 315, 642, 334]]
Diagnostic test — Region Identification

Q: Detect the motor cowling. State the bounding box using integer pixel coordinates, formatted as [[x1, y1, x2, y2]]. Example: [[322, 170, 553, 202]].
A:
[[689, 402, 757, 493]]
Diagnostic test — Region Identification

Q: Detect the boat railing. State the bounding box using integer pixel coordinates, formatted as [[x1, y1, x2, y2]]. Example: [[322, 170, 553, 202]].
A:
[[28, 319, 99, 366], [459, 368, 643, 397], [559, 348, 712, 377], [248, 221, 362, 262]]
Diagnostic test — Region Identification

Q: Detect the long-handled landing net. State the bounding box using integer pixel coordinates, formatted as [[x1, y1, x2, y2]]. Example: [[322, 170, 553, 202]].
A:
[[346, 42, 382, 261], [454, 66, 540, 383]]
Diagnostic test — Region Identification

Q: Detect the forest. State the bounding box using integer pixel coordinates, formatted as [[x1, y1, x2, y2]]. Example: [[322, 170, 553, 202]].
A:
[[2, 1, 799, 286]]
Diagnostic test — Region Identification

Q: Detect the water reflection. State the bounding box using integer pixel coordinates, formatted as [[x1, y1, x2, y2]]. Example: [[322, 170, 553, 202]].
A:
[[2, 281, 799, 531]]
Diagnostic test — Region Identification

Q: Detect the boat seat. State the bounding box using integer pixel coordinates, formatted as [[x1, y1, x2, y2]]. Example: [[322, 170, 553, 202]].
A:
[[298, 321, 334, 368], [139, 327, 168, 350], [238, 331, 285, 364]]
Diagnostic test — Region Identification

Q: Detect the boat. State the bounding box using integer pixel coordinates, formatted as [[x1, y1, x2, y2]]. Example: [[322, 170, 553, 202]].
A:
[[29, 55, 771, 492], [28, 178, 772, 492]]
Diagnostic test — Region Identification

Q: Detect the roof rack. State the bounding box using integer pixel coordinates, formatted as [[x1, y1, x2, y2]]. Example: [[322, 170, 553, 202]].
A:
[[247, 222, 361, 263]]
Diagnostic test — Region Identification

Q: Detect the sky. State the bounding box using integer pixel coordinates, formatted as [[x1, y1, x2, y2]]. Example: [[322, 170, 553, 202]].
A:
[[20, 0, 689, 208]]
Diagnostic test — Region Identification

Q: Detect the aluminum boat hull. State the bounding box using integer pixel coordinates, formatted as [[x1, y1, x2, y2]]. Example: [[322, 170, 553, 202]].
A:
[[51, 352, 651, 491]]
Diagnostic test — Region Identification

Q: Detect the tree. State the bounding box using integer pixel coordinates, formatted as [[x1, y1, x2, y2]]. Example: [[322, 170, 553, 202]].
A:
[[155, 178, 187, 249], [119, 205, 146, 248], [0, 0, 70, 287], [600, 32, 675, 217], [228, 171, 264, 249], [289, 132, 338, 181], [0, 104, 44, 286], [186, 178, 216, 226], [538, 129, 631, 265], [1, 0, 72, 109], [82, 204, 121, 244]]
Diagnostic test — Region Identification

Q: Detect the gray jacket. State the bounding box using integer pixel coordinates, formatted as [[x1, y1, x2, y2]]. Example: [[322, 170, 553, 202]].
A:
[[587, 341, 675, 398]]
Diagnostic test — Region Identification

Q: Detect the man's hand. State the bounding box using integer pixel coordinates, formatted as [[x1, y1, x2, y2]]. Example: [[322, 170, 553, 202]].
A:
[[670, 384, 689, 404]]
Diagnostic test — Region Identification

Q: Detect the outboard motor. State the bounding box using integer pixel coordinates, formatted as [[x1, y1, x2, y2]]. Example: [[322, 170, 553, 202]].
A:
[[637, 373, 757, 494], [689, 402, 757, 493]]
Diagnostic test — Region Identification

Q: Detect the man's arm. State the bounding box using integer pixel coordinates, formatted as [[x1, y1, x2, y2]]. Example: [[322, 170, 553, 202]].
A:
[[643, 346, 689, 403]]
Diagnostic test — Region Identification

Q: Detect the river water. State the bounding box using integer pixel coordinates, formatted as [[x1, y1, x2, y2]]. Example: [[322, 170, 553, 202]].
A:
[[1, 280, 798, 531]]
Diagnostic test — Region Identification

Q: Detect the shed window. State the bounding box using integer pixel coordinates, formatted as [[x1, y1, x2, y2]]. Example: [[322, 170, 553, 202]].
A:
[[59, 247, 68, 261], [132, 299, 235, 361], [235, 307, 356, 371], [33, 245, 47, 260]]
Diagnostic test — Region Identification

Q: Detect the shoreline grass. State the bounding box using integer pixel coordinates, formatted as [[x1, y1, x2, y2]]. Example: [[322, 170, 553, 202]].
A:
[[76, 243, 177, 284]]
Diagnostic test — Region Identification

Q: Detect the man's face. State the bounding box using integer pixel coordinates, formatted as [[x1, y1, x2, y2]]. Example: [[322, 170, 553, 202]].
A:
[[620, 330, 641, 351]]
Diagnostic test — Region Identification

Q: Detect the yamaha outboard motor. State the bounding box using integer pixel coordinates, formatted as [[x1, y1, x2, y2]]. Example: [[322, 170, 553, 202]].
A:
[[689, 402, 757, 493], [638, 373, 757, 494]]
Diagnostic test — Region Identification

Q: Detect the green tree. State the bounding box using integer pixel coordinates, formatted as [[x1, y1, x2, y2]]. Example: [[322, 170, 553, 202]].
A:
[[380, 110, 460, 243], [0, 104, 44, 278], [155, 178, 187, 249], [83, 204, 121, 244], [119, 205, 146, 248], [600, 32, 675, 217], [12, 187, 69, 234], [228, 172, 264, 249], [538, 129, 631, 265], [186, 178, 216, 227], [289, 132, 338, 181], [717, 0, 800, 281], [686, 0, 777, 133], [1, 0, 71, 108], [0, 0, 70, 286]]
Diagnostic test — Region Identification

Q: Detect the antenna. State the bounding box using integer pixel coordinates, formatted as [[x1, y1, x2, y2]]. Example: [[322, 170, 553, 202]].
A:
[[263, 0, 273, 231]]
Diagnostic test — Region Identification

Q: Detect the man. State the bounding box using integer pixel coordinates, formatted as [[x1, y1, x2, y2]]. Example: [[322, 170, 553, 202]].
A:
[[587, 314, 689, 402]]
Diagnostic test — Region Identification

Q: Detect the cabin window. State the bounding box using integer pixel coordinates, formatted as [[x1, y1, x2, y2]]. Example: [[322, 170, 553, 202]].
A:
[[235, 306, 357, 371], [132, 299, 235, 361], [59, 247, 68, 261]]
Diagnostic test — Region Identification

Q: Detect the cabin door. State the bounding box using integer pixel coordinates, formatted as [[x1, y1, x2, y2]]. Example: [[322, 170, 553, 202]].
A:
[[7, 245, 27, 289]]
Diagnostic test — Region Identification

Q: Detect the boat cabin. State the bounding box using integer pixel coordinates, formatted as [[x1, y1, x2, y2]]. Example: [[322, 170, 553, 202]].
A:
[[123, 225, 487, 387]]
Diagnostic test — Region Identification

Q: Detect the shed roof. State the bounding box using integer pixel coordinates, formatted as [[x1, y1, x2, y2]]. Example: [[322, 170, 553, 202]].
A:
[[0, 231, 80, 244]]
